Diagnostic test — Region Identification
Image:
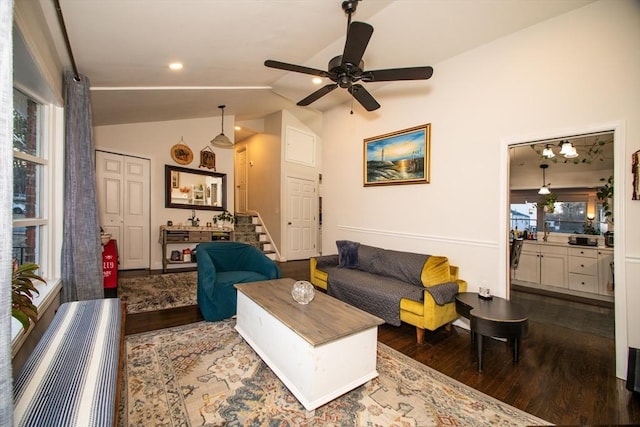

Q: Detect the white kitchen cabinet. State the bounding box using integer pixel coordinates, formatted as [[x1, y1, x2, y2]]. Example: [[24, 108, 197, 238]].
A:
[[514, 242, 567, 288], [568, 247, 598, 293], [513, 241, 613, 301], [597, 248, 614, 296], [540, 245, 568, 288], [514, 243, 540, 283]]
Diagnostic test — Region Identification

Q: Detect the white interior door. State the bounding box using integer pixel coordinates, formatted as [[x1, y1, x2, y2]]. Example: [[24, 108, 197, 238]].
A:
[[96, 151, 150, 270], [286, 176, 317, 260], [235, 148, 248, 213]]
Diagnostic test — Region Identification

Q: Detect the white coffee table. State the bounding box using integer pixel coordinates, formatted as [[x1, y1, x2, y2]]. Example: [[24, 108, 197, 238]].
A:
[[235, 278, 384, 411]]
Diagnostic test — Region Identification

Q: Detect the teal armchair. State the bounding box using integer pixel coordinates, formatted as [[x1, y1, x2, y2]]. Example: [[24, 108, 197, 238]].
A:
[[196, 242, 281, 321]]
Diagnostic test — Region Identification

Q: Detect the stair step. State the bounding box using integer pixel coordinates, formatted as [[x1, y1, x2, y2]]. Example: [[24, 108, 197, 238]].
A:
[[234, 214, 274, 259]]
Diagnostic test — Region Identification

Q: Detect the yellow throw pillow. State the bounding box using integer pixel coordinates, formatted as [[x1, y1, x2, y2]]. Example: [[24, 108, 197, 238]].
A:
[[421, 256, 451, 287]]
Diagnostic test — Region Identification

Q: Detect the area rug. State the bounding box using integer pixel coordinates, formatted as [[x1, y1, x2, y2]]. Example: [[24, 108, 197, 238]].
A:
[[118, 271, 197, 314], [121, 319, 551, 427]]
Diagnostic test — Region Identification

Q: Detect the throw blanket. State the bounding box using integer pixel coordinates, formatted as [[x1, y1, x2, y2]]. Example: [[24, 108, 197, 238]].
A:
[[326, 267, 424, 326], [425, 282, 459, 305], [357, 245, 428, 287], [14, 298, 123, 427]]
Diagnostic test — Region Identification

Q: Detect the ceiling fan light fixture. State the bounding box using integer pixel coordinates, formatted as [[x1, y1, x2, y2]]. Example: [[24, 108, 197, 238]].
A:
[[210, 105, 233, 148]]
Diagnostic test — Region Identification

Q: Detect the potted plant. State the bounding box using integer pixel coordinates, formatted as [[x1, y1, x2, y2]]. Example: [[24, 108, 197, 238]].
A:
[[537, 192, 557, 213], [213, 210, 236, 228], [597, 175, 614, 246], [597, 175, 614, 225], [12, 261, 46, 330]]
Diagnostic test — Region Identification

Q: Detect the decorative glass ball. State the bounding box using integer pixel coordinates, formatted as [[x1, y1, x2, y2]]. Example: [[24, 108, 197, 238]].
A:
[[291, 280, 315, 304]]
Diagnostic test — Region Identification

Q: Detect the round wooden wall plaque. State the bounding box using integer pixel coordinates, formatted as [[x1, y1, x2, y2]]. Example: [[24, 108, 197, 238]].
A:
[[170, 143, 193, 165]]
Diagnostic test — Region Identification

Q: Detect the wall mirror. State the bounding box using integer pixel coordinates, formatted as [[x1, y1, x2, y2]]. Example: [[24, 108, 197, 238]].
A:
[[165, 165, 226, 211]]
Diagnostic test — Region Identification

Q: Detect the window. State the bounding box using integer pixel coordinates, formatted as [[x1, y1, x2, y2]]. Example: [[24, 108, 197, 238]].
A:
[[510, 189, 599, 237], [510, 202, 537, 237], [544, 201, 588, 233], [13, 88, 46, 268]]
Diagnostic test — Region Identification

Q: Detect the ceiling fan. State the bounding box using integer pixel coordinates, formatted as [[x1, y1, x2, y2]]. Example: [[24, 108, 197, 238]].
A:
[[264, 0, 434, 111]]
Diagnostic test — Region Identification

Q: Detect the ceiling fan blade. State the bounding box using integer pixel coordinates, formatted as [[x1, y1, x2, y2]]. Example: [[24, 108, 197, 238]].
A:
[[348, 84, 380, 111], [341, 22, 373, 66], [363, 66, 434, 82], [264, 60, 329, 78], [297, 84, 338, 106]]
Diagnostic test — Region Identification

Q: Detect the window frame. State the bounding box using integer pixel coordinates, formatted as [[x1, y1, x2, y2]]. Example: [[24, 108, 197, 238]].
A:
[[510, 188, 601, 237], [11, 88, 64, 347]]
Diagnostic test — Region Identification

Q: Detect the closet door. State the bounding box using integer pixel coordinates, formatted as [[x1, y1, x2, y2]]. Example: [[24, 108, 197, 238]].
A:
[[96, 151, 150, 269]]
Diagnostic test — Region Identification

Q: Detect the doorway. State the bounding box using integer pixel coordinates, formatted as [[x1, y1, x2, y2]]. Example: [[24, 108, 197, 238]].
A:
[[285, 176, 317, 260], [235, 147, 248, 213], [96, 150, 150, 270], [504, 123, 627, 379], [508, 131, 614, 301]]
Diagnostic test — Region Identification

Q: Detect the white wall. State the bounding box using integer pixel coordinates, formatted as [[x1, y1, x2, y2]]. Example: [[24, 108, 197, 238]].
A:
[[238, 112, 283, 249], [94, 115, 236, 271], [238, 109, 322, 258], [320, 0, 640, 378], [279, 110, 322, 259]]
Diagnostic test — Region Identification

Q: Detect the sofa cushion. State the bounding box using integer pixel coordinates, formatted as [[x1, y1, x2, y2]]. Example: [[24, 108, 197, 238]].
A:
[[357, 245, 428, 287], [421, 256, 451, 286], [356, 244, 382, 272], [326, 266, 424, 326], [337, 240, 360, 268]]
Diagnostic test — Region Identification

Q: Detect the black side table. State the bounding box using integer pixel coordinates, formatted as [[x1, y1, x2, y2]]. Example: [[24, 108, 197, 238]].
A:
[[455, 292, 528, 373]]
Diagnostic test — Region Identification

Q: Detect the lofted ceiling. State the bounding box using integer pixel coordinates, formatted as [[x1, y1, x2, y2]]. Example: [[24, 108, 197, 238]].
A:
[[40, 0, 594, 140]]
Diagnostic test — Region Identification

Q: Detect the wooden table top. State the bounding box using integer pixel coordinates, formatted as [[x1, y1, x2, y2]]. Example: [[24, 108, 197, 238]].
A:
[[235, 278, 384, 346]]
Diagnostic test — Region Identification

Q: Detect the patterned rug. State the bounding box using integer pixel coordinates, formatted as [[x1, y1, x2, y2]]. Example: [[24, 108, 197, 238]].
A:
[[118, 271, 197, 314], [121, 319, 551, 426]]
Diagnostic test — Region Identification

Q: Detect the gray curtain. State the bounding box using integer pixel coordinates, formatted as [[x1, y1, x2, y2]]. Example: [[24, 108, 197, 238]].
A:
[[0, 0, 13, 423], [61, 71, 103, 302]]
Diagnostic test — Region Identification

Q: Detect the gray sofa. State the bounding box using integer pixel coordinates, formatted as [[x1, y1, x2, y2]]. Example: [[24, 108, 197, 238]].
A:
[[310, 241, 467, 343]]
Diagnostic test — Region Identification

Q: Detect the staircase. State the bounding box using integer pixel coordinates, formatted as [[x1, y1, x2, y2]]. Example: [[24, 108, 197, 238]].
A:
[[234, 214, 277, 260]]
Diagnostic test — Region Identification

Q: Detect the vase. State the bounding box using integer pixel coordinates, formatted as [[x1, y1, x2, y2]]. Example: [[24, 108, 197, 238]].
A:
[[291, 281, 315, 304]]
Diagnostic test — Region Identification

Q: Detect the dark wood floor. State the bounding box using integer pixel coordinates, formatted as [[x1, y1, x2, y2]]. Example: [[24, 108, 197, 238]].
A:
[[122, 260, 640, 426]]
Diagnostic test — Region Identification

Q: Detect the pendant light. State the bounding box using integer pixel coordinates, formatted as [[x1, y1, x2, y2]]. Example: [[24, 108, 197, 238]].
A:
[[538, 164, 551, 195], [559, 140, 578, 159], [210, 105, 233, 148], [542, 144, 555, 158]]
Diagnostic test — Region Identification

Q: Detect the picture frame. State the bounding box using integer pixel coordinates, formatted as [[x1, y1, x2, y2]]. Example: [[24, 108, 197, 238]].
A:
[[171, 170, 179, 188], [364, 123, 431, 186], [171, 142, 194, 165], [633, 149, 639, 200], [199, 146, 216, 170]]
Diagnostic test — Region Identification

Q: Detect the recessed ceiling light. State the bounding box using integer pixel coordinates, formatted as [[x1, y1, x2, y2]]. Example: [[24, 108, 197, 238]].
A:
[[169, 62, 183, 70], [312, 77, 322, 85], [234, 126, 241, 131]]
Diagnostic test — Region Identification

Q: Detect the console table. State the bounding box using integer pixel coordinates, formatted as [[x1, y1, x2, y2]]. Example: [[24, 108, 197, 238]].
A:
[[455, 292, 528, 373], [159, 225, 233, 272]]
